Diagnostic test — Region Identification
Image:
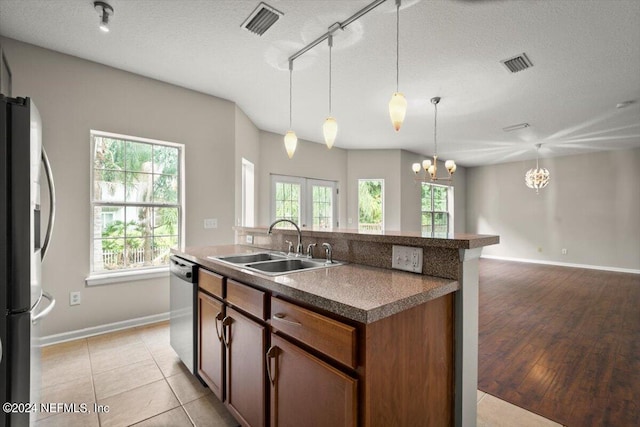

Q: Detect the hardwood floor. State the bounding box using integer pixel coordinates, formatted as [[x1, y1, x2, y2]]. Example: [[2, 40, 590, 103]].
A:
[[478, 259, 640, 427]]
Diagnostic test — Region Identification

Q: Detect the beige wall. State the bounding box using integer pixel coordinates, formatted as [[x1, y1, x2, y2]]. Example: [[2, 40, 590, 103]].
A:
[[466, 147, 640, 270], [3, 37, 237, 335], [257, 130, 348, 228]]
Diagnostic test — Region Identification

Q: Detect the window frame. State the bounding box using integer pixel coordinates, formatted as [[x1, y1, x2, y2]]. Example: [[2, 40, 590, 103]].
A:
[[87, 130, 185, 284], [421, 182, 454, 236]]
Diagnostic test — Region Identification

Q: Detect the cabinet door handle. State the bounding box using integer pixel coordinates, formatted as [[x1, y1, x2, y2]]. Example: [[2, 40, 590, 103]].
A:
[[214, 311, 224, 341], [272, 313, 302, 327], [222, 316, 232, 347], [266, 345, 278, 386]]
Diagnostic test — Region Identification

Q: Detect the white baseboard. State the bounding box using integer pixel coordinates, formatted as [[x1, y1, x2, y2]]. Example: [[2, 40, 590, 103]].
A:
[[40, 312, 170, 347], [481, 255, 640, 275]]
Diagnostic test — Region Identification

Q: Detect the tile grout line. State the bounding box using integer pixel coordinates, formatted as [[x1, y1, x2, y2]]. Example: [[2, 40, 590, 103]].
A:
[[135, 327, 196, 427]]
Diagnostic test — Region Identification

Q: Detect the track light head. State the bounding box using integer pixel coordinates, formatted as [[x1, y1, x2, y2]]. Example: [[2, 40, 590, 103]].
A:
[[94, 1, 114, 33]]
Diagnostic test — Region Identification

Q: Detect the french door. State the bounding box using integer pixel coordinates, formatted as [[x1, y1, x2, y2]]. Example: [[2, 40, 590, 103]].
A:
[[270, 175, 338, 229]]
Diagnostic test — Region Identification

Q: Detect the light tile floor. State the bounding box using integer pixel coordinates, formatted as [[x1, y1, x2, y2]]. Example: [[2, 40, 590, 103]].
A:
[[36, 321, 562, 426]]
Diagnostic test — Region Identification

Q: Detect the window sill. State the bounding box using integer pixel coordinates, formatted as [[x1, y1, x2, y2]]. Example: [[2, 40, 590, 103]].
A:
[[86, 267, 169, 286]]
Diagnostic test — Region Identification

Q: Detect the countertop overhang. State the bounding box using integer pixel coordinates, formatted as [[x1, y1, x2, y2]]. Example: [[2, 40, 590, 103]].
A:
[[173, 245, 459, 324]]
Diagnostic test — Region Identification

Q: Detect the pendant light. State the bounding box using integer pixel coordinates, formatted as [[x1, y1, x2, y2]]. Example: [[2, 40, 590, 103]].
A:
[[388, 0, 407, 132], [412, 97, 457, 181], [323, 35, 338, 149], [525, 144, 550, 194], [284, 61, 298, 159]]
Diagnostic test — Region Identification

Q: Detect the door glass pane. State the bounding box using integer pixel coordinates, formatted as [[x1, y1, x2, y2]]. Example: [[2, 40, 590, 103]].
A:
[[274, 182, 300, 227], [312, 185, 333, 229]]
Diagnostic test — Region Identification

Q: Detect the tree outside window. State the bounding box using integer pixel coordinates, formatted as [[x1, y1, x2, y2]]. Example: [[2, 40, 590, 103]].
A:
[[358, 179, 384, 233]]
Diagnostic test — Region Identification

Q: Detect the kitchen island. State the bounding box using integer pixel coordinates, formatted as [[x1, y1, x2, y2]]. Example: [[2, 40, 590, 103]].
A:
[[173, 227, 498, 427]]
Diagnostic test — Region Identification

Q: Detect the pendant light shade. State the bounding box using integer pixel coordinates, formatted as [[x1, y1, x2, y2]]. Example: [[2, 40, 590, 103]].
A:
[[284, 130, 298, 159], [389, 92, 407, 132], [323, 117, 338, 149], [525, 144, 550, 193]]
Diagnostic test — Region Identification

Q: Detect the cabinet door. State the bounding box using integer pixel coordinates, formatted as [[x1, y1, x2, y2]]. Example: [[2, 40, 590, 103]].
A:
[[197, 291, 225, 400], [267, 334, 357, 427], [225, 307, 266, 427]]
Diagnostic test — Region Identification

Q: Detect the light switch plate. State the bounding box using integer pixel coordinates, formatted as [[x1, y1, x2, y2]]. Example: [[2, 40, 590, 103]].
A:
[[392, 245, 423, 273], [204, 218, 218, 229]]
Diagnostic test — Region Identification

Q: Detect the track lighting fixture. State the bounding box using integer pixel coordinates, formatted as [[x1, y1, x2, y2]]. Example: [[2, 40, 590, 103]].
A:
[[94, 1, 114, 33]]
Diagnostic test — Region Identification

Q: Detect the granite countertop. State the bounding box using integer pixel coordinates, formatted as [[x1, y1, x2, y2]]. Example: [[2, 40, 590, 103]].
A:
[[235, 226, 499, 249], [173, 245, 459, 324]]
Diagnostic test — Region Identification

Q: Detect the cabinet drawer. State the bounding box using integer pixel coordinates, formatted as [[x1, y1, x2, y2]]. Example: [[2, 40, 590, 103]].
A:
[[270, 297, 357, 369], [227, 279, 266, 320], [199, 269, 224, 298]]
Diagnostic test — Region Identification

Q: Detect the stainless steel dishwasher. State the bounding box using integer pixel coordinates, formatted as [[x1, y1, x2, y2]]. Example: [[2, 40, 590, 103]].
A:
[[169, 255, 198, 374]]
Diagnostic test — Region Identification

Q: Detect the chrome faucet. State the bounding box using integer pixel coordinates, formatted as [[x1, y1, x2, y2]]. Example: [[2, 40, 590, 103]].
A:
[[268, 219, 303, 256], [306, 243, 317, 258], [322, 243, 333, 264]]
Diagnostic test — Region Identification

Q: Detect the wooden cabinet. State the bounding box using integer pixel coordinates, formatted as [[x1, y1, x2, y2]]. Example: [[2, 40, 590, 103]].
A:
[[267, 334, 357, 427], [196, 265, 454, 427], [271, 297, 356, 369], [224, 307, 267, 427], [197, 291, 225, 400]]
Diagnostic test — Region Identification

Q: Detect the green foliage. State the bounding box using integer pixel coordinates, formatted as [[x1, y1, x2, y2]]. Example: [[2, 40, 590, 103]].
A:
[[358, 180, 383, 225]]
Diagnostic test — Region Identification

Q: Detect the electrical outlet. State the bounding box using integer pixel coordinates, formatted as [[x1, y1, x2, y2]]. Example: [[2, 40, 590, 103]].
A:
[[392, 245, 423, 273], [245, 235, 254, 244], [204, 218, 218, 229], [561, 248, 568, 255], [70, 291, 81, 306]]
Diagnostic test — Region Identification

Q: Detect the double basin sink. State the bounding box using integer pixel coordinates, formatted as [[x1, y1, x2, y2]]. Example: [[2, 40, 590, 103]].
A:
[[209, 252, 344, 276]]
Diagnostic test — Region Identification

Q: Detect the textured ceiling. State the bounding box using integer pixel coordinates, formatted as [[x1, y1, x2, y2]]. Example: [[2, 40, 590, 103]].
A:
[[1, 0, 639, 166]]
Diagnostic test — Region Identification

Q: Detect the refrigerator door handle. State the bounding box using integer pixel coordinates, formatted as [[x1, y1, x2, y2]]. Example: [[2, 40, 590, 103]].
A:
[[32, 291, 56, 324], [41, 147, 56, 261]]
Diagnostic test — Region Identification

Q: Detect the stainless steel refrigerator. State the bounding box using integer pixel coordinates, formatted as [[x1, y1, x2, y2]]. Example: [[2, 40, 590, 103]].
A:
[[1, 95, 56, 426]]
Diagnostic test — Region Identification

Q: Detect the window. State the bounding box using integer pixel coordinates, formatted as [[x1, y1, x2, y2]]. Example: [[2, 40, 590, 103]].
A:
[[421, 183, 453, 236], [241, 158, 255, 227], [358, 179, 384, 233], [270, 175, 338, 229], [90, 131, 183, 275]]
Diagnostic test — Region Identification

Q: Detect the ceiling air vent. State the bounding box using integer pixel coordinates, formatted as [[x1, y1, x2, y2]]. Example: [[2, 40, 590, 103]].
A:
[[241, 2, 283, 36], [501, 53, 533, 73]]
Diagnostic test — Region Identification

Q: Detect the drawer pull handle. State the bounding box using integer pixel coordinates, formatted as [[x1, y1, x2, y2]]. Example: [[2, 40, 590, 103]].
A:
[[272, 313, 302, 327]]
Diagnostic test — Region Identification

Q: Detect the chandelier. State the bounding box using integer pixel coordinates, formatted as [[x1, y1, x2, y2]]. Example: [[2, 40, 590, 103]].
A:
[[525, 143, 550, 193], [412, 97, 457, 181]]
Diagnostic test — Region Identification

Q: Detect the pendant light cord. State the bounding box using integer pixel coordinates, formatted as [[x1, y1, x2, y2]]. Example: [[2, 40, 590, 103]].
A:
[[395, 1, 400, 92], [328, 36, 333, 115], [433, 101, 438, 157], [289, 67, 293, 128]]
